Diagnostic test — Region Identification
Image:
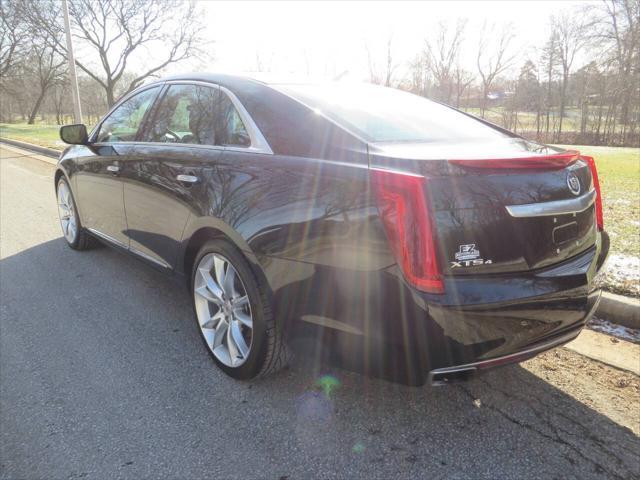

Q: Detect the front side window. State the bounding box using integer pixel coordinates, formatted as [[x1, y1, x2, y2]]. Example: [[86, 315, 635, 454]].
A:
[[147, 84, 218, 145], [96, 86, 161, 143]]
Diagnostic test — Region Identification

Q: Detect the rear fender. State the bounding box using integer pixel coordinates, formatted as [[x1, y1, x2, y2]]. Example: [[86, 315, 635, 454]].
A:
[[178, 215, 264, 280]]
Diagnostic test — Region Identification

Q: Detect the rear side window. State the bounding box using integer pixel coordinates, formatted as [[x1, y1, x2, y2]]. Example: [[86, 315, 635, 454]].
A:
[[96, 86, 161, 143], [147, 84, 218, 145], [217, 93, 250, 147]]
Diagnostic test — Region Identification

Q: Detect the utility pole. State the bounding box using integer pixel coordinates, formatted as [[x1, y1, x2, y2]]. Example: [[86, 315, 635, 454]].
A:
[[62, 0, 82, 124]]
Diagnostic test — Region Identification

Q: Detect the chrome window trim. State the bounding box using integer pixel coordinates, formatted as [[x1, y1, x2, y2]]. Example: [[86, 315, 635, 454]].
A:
[[505, 189, 596, 218], [89, 80, 274, 155], [219, 85, 273, 155], [86, 140, 271, 156]]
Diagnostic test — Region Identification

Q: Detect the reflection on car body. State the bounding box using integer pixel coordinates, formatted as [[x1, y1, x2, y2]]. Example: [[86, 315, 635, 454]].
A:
[[55, 73, 609, 385]]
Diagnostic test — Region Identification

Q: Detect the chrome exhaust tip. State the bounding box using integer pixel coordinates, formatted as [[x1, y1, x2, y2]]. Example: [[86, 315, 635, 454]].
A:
[[429, 367, 477, 386]]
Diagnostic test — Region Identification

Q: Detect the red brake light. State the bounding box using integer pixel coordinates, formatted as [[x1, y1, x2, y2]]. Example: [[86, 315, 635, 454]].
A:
[[370, 169, 443, 294], [581, 155, 604, 231], [448, 150, 579, 169]]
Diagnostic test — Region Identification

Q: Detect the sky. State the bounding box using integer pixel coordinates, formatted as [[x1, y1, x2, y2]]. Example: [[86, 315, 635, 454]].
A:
[[172, 0, 593, 82]]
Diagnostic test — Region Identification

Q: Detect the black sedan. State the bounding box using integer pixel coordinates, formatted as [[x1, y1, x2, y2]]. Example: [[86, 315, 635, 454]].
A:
[[55, 73, 609, 385]]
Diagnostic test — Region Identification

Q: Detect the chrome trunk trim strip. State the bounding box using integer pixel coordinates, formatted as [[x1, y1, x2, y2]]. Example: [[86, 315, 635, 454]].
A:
[[506, 189, 596, 218]]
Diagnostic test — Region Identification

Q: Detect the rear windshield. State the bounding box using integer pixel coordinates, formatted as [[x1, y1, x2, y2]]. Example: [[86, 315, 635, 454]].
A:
[[279, 83, 510, 144]]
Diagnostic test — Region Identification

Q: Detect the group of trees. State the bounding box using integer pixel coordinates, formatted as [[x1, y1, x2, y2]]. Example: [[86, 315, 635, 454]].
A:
[[1, 0, 637, 146], [379, 0, 639, 146], [0, 0, 206, 125]]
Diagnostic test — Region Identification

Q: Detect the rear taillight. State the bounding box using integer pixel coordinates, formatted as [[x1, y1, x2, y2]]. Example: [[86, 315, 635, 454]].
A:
[[448, 150, 579, 170], [370, 169, 443, 294], [581, 155, 604, 231]]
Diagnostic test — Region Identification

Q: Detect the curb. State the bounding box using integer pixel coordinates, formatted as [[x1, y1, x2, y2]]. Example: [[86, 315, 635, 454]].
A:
[[0, 137, 60, 158], [565, 329, 639, 376], [596, 292, 640, 330]]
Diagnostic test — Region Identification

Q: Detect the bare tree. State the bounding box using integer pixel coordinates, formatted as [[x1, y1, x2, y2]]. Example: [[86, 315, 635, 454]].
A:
[[50, 79, 71, 124], [594, 0, 639, 143], [366, 34, 398, 86], [28, 0, 207, 107], [453, 66, 474, 108], [424, 19, 467, 103], [540, 29, 559, 136], [25, 44, 67, 124], [0, 0, 28, 81], [476, 23, 517, 117], [406, 52, 431, 96], [365, 43, 380, 85], [254, 52, 274, 73], [552, 11, 592, 140]]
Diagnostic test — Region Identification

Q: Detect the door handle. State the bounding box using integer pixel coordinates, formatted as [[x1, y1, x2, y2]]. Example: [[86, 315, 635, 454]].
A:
[[176, 174, 199, 184], [106, 165, 120, 174]]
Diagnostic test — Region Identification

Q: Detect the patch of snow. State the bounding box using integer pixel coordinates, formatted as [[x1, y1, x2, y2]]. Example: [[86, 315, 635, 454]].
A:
[[588, 317, 640, 344], [603, 254, 640, 280], [595, 253, 640, 296]]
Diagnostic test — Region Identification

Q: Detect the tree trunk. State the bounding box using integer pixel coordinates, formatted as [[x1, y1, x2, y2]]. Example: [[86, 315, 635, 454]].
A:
[[27, 91, 46, 125], [557, 72, 568, 142], [480, 85, 489, 118], [106, 85, 115, 108]]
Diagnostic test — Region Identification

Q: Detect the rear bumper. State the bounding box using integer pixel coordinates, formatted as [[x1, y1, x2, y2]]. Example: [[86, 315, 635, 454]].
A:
[[338, 231, 609, 386], [427, 295, 599, 385], [267, 231, 609, 386]]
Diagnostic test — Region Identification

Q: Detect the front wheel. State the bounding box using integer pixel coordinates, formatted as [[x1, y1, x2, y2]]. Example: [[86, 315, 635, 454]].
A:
[[56, 177, 96, 250], [191, 240, 290, 379]]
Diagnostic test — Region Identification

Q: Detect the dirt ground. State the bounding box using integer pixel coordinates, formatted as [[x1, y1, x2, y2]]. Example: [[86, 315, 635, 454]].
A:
[[524, 348, 640, 435]]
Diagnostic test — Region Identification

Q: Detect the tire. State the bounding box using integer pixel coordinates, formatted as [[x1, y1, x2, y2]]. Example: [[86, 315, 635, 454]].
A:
[[191, 239, 290, 379], [56, 177, 97, 250]]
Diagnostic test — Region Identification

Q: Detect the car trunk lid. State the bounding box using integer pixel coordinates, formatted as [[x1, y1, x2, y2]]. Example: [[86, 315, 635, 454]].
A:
[[369, 140, 599, 281]]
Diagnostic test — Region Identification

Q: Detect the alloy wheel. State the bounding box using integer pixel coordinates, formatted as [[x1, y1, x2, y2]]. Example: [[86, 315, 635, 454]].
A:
[[57, 181, 78, 244], [193, 253, 253, 367]]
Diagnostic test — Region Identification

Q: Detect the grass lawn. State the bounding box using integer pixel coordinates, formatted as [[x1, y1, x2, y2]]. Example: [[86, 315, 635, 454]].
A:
[[0, 123, 64, 150], [462, 107, 616, 134], [556, 145, 640, 259]]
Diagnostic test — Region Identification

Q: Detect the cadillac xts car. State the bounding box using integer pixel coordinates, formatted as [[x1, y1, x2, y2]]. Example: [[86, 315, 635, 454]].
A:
[[55, 73, 609, 385]]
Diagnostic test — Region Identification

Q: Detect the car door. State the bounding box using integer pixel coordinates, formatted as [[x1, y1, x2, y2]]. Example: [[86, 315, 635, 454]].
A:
[[75, 85, 162, 247], [122, 82, 224, 269]]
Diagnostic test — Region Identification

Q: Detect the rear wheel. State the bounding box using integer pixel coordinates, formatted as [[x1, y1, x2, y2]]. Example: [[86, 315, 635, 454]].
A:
[[191, 240, 290, 379], [56, 177, 96, 250]]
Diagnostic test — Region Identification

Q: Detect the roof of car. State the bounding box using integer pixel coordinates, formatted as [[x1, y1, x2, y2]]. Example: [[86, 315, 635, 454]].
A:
[[149, 72, 332, 87]]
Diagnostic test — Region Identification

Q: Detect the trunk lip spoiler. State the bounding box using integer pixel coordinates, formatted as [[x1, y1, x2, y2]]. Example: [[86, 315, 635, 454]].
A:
[[448, 150, 580, 169], [505, 189, 596, 218]]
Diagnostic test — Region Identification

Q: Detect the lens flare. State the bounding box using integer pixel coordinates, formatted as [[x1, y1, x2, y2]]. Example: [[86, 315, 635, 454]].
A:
[[296, 391, 333, 423], [352, 442, 366, 454], [315, 374, 341, 398]]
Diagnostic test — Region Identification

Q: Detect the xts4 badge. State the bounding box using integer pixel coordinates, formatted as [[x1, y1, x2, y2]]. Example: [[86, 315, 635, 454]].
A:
[[451, 244, 493, 268]]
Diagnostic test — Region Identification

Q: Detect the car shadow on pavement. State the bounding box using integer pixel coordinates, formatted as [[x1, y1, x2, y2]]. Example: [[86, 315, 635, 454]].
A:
[[1, 238, 638, 480]]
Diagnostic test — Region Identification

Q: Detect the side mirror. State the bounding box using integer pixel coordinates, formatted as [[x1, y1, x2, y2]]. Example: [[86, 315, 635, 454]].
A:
[[60, 124, 89, 145]]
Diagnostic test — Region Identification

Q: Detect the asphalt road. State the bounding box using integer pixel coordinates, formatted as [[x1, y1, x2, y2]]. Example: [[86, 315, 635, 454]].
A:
[[1, 145, 638, 480]]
